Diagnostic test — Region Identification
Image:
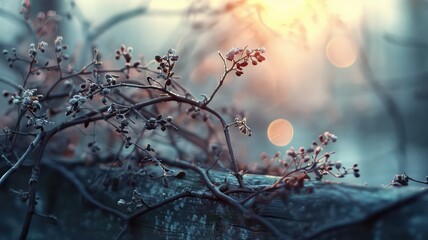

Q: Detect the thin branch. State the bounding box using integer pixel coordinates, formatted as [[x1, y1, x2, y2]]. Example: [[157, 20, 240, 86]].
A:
[[22, 49, 39, 88], [1, 155, 13, 166], [204, 52, 233, 106], [0, 133, 43, 186]]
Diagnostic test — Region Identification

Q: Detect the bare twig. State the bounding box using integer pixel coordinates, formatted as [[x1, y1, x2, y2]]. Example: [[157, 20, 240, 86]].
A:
[[0, 133, 43, 186], [203, 52, 234, 106]]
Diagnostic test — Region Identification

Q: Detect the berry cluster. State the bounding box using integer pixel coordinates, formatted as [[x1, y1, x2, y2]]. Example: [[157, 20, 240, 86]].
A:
[[6, 88, 43, 113], [144, 115, 176, 131], [225, 47, 266, 76], [154, 48, 179, 83]]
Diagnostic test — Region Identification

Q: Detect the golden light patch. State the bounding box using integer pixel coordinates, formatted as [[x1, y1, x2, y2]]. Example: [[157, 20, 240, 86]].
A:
[[327, 0, 363, 21], [249, 0, 324, 40], [267, 119, 294, 146]]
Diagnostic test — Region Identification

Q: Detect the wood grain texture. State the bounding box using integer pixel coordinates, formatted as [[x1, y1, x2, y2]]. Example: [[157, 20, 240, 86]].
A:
[[1, 163, 427, 239]]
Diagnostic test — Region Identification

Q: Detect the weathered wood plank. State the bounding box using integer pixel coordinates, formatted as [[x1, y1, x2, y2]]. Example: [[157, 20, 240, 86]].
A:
[[1, 163, 427, 240]]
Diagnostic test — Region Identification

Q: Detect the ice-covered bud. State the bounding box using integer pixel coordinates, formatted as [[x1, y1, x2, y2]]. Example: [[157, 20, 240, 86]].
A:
[[315, 146, 322, 155], [334, 161, 342, 169], [165, 116, 173, 122], [225, 47, 241, 61], [117, 199, 126, 205], [23, 97, 32, 105], [38, 41, 48, 49], [168, 48, 176, 56], [102, 88, 111, 95]]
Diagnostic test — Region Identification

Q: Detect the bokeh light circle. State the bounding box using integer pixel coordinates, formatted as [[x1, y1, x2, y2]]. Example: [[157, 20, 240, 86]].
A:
[[267, 119, 294, 146], [326, 36, 357, 68]]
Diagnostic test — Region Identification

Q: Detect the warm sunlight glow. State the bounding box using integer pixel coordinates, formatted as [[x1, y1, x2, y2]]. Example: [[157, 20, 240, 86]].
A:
[[327, 0, 363, 21], [257, 0, 312, 24], [326, 36, 357, 68], [247, 0, 363, 41], [267, 119, 294, 146], [251, 0, 321, 40]]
